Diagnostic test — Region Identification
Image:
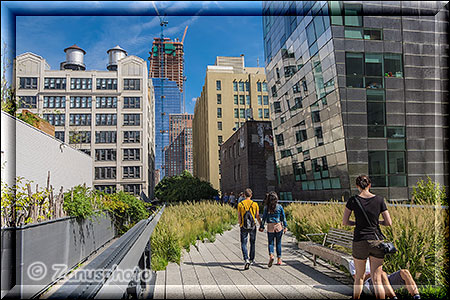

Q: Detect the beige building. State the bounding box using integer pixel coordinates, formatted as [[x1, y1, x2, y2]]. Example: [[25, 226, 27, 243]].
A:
[[193, 56, 269, 190], [13, 45, 156, 198]]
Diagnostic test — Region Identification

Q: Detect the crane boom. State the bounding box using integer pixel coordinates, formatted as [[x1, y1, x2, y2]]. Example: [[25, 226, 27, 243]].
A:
[[181, 26, 188, 44]]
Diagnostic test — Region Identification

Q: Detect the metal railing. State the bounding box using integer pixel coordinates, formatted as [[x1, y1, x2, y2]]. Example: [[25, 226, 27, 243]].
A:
[[49, 205, 165, 299]]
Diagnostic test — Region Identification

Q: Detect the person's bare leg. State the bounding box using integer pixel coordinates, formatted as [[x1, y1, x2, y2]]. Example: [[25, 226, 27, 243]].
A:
[[353, 258, 367, 299], [381, 271, 396, 298], [399, 269, 419, 297], [369, 256, 386, 299]]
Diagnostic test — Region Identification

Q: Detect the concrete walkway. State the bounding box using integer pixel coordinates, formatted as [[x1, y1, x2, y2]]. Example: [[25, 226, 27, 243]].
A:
[[151, 225, 352, 299]]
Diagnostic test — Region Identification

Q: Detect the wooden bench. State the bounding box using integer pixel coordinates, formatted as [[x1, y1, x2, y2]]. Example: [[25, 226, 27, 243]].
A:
[[298, 228, 353, 272]]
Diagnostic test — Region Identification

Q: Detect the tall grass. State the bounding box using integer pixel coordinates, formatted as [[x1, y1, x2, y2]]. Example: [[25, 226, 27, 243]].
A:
[[285, 203, 448, 286], [151, 201, 238, 271]]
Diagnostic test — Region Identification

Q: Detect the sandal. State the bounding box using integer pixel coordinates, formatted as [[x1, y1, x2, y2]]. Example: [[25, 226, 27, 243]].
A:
[[268, 256, 274, 268]]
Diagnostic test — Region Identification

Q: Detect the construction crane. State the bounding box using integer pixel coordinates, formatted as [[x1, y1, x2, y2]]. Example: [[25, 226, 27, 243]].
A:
[[181, 26, 188, 44]]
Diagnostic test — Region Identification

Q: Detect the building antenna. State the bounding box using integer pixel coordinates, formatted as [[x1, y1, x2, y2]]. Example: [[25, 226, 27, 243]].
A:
[[257, 57, 259, 68]]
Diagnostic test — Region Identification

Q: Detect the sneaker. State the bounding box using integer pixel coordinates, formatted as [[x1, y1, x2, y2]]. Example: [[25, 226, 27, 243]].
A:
[[244, 259, 250, 270], [249, 259, 255, 265]]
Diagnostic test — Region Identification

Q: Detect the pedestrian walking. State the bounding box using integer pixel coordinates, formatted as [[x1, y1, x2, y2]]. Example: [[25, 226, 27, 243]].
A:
[[229, 192, 236, 208], [238, 192, 245, 204], [237, 188, 261, 270], [259, 191, 287, 267], [222, 192, 229, 204], [343, 175, 393, 299]]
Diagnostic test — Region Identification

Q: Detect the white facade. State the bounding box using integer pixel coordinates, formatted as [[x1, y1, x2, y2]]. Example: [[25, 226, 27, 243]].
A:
[[1, 111, 93, 190], [12, 49, 156, 197]]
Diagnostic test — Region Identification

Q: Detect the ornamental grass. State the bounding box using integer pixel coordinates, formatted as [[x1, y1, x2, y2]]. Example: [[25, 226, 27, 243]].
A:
[[150, 201, 238, 271], [285, 202, 448, 287]]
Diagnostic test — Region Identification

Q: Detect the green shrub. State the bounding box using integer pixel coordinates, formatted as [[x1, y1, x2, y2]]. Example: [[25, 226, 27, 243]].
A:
[[151, 201, 237, 270], [63, 185, 102, 219]]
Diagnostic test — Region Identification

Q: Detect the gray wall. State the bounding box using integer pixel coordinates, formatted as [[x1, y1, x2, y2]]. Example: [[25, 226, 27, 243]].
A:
[[1, 214, 115, 298], [1, 111, 93, 190]]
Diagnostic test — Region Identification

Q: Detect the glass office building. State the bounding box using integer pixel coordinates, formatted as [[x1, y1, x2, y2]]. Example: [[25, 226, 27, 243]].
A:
[[262, 1, 449, 201], [153, 78, 183, 179]]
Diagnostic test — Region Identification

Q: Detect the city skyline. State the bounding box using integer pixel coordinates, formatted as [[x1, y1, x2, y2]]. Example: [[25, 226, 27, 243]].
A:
[[9, 1, 266, 115]]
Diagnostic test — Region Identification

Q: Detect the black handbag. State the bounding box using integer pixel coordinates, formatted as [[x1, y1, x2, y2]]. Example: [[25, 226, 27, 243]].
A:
[[354, 196, 397, 255]]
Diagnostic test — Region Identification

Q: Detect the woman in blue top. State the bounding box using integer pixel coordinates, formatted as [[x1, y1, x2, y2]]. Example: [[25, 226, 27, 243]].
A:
[[259, 191, 288, 267]]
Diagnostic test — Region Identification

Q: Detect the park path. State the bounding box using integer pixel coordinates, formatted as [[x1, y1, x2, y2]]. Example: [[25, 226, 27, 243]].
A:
[[151, 225, 353, 299]]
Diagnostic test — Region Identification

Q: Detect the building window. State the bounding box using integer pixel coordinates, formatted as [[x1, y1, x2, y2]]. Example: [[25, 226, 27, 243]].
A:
[[344, 27, 363, 39], [69, 96, 91, 108], [123, 114, 140, 126], [238, 81, 244, 91], [234, 95, 238, 105], [18, 96, 37, 108], [123, 184, 141, 195], [384, 54, 403, 77], [290, 97, 302, 111], [95, 149, 117, 161], [217, 107, 222, 118], [258, 108, 263, 118], [43, 114, 65, 126], [218, 121, 222, 130], [239, 95, 245, 105], [245, 81, 250, 91], [262, 82, 268, 92], [44, 96, 66, 108], [264, 108, 269, 119], [346, 52, 364, 88], [293, 162, 307, 181], [96, 96, 117, 109], [95, 131, 117, 144], [124, 97, 141, 108], [234, 108, 239, 118], [246, 95, 251, 105], [95, 167, 116, 180], [55, 131, 65, 142], [240, 108, 245, 118], [19, 77, 37, 89], [216, 80, 221, 91], [263, 95, 269, 105], [296, 130, 308, 143], [275, 134, 284, 146], [71, 78, 92, 90], [69, 114, 91, 126], [258, 95, 262, 105], [217, 94, 222, 104], [95, 185, 116, 194], [218, 135, 223, 145], [233, 81, 237, 92], [123, 148, 140, 161], [96, 114, 117, 126], [123, 131, 141, 143], [123, 166, 141, 179], [311, 110, 321, 123], [69, 131, 91, 144], [365, 53, 384, 89], [124, 79, 140, 90], [44, 78, 66, 90], [257, 82, 262, 92], [274, 102, 282, 113], [96, 78, 117, 90], [271, 85, 277, 97], [344, 3, 363, 27]]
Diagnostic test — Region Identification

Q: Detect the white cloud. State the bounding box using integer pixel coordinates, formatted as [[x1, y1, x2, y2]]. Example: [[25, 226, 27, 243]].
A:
[[191, 97, 197, 103]]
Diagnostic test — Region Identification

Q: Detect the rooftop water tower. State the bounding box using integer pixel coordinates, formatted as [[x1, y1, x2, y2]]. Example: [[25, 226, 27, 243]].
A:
[[60, 44, 86, 70], [107, 45, 127, 71]]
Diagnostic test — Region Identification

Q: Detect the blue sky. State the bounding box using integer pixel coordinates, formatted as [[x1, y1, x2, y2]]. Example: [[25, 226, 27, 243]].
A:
[[13, 1, 266, 114]]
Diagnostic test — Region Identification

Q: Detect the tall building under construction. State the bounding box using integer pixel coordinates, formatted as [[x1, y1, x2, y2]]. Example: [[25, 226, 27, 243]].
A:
[[149, 30, 188, 180]]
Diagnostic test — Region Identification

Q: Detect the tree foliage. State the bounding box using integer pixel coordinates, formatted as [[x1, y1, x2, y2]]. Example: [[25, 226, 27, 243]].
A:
[[412, 176, 447, 205], [154, 170, 218, 203]]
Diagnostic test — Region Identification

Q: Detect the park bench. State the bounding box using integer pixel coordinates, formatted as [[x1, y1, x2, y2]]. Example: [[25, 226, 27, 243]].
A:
[[298, 228, 353, 272]]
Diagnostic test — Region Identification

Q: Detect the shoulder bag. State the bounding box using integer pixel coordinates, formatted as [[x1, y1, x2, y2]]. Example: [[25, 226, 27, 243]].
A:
[[354, 196, 397, 254]]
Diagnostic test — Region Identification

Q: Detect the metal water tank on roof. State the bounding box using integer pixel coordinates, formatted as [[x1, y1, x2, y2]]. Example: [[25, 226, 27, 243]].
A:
[[60, 44, 86, 70], [107, 45, 127, 71]]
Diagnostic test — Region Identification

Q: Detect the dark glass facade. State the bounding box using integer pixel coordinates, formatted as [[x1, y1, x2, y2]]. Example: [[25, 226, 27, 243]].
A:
[[263, 1, 449, 201]]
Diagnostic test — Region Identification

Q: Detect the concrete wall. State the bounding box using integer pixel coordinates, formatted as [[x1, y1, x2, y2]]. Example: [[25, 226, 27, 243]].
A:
[[1, 214, 115, 298], [1, 111, 93, 190]]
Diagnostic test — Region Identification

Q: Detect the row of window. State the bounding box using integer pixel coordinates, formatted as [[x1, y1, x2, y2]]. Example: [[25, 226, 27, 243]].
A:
[[43, 113, 141, 126], [215, 80, 268, 92], [95, 149, 141, 161], [216, 108, 269, 119], [19, 77, 141, 91], [94, 166, 141, 180], [19, 96, 141, 109], [66, 131, 141, 144], [94, 184, 141, 196]]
